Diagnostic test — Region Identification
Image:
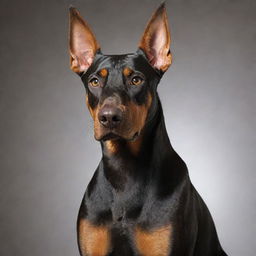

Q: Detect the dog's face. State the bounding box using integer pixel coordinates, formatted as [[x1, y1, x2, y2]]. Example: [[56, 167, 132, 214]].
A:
[[81, 52, 157, 141], [69, 4, 171, 141]]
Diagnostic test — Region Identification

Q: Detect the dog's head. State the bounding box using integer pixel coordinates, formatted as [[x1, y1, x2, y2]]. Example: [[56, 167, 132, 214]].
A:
[[69, 4, 171, 141]]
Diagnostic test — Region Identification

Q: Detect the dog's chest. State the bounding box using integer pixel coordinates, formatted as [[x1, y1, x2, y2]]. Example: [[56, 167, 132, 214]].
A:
[[81, 180, 174, 256], [110, 183, 144, 223], [80, 189, 173, 256]]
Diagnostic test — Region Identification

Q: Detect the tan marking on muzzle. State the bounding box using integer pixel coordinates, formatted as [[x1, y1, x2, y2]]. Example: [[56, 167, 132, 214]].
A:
[[128, 92, 152, 132], [126, 92, 152, 155], [86, 95, 94, 117], [86, 95, 102, 139]]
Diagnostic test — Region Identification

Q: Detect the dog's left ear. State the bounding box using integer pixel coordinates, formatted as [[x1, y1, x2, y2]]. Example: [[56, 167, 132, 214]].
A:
[[139, 3, 172, 72], [69, 7, 100, 74]]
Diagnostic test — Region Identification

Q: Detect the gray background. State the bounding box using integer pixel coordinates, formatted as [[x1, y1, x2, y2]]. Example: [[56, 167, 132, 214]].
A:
[[0, 0, 255, 255]]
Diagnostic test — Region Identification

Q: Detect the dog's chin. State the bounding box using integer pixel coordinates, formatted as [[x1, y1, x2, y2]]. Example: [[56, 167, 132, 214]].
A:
[[99, 132, 122, 141], [95, 131, 140, 142]]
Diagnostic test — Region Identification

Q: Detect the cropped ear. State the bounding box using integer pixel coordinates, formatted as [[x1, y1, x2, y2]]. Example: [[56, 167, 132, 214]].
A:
[[139, 3, 172, 72], [69, 7, 100, 74]]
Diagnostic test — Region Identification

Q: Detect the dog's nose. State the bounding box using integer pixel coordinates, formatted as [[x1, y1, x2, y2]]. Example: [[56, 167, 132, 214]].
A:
[[98, 106, 123, 129]]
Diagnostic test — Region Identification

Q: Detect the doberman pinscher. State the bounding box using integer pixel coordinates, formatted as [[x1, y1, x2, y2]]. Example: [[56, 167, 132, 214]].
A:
[[68, 3, 227, 256]]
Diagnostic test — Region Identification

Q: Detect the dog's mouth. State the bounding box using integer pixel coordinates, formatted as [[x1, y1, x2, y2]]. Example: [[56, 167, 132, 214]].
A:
[[97, 131, 140, 142], [100, 132, 122, 141]]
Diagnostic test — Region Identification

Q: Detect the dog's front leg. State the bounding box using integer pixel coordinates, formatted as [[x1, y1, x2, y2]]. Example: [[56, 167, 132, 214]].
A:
[[78, 218, 111, 256]]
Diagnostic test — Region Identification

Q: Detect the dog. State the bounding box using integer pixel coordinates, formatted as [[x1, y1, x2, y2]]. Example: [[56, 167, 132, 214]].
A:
[[68, 3, 227, 256]]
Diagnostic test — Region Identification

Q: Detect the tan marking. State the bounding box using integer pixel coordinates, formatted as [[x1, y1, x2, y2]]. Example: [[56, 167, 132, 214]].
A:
[[78, 219, 110, 256], [93, 107, 101, 140], [86, 95, 94, 117], [86, 92, 152, 145], [129, 92, 152, 134], [127, 135, 143, 156], [123, 67, 133, 77], [86, 95, 102, 140], [135, 225, 172, 256], [99, 68, 108, 78], [126, 92, 152, 155], [105, 140, 119, 154]]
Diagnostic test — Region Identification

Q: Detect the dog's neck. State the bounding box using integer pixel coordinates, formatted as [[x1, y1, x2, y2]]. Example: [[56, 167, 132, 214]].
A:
[[99, 100, 181, 191]]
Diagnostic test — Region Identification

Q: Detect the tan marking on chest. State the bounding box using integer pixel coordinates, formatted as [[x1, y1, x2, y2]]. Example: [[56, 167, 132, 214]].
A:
[[135, 225, 172, 256], [78, 219, 111, 256]]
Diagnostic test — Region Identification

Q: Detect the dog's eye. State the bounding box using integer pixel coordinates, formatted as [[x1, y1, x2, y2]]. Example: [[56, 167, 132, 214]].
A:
[[89, 77, 100, 87], [131, 76, 143, 86]]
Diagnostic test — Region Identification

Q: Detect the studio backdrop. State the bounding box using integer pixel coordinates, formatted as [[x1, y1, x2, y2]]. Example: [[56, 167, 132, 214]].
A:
[[0, 0, 255, 255]]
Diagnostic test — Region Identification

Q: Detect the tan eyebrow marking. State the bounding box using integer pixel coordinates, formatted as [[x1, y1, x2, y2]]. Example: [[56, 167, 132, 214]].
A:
[[123, 67, 133, 77], [99, 68, 108, 77]]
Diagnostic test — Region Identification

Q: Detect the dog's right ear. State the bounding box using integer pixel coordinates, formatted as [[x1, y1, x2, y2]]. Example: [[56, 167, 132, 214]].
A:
[[69, 7, 100, 75]]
